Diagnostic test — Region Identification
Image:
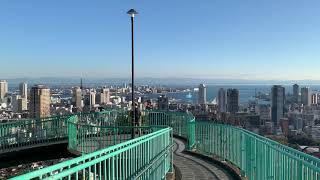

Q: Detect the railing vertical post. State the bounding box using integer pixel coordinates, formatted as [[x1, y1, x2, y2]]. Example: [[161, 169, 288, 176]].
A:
[[241, 132, 246, 177], [170, 128, 173, 172], [297, 160, 303, 180]]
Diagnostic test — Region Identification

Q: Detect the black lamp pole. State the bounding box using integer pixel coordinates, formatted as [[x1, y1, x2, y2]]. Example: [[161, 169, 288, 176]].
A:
[[127, 9, 138, 139]]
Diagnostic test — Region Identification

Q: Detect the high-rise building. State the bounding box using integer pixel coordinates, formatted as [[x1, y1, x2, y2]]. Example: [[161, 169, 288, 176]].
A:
[[96, 90, 104, 105], [218, 88, 227, 113], [158, 95, 169, 110], [12, 94, 21, 113], [198, 84, 206, 104], [293, 84, 299, 103], [12, 92, 28, 113], [19, 82, 28, 99], [96, 88, 110, 105], [0, 80, 8, 103], [29, 85, 51, 118], [271, 85, 285, 127], [226, 89, 239, 114], [311, 93, 318, 105], [18, 98, 28, 112], [90, 90, 96, 106], [104, 88, 110, 104], [73, 87, 83, 108], [301, 87, 311, 106], [84, 90, 96, 107]]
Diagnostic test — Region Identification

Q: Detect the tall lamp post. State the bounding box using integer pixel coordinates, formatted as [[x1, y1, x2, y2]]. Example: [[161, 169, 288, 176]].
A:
[[127, 9, 138, 138]]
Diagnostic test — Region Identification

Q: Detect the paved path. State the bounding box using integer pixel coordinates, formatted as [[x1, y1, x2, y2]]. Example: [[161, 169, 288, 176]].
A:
[[173, 138, 235, 180]]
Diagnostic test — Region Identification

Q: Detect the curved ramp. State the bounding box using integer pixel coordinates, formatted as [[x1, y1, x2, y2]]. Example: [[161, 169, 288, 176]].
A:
[[173, 138, 236, 180]]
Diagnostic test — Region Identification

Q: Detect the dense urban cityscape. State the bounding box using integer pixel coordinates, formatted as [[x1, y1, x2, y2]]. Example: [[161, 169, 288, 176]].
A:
[[2, 79, 320, 155]]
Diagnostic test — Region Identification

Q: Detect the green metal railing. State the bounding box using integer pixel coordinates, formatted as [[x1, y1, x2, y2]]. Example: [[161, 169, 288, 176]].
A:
[[7, 110, 320, 180], [0, 110, 129, 154], [68, 113, 165, 155], [143, 111, 195, 150], [10, 127, 173, 180], [195, 122, 320, 180], [0, 114, 73, 153], [0, 110, 195, 154]]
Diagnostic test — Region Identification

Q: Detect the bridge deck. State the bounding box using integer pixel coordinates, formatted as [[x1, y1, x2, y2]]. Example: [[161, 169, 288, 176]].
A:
[[173, 138, 235, 180]]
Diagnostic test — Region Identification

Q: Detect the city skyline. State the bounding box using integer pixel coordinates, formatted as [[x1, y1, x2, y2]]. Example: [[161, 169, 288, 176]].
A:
[[2, 2, 320, 179], [1, 1, 320, 80]]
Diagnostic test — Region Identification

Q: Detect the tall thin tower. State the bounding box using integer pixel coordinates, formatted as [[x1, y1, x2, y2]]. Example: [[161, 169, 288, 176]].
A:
[[218, 88, 227, 113], [198, 84, 206, 104], [271, 85, 285, 128]]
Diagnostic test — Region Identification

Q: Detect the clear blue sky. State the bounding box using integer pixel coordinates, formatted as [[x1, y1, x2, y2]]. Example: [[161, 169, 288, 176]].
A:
[[1, 0, 320, 80]]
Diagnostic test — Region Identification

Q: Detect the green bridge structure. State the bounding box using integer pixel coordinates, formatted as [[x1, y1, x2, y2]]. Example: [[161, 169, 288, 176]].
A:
[[1, 110, 320, 179]]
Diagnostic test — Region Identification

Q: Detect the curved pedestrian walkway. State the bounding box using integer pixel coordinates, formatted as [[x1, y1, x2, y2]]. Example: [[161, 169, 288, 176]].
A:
[[173, 138, 236, 180]]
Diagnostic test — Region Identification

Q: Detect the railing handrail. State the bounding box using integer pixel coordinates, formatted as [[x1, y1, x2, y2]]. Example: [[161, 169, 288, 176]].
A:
[[241, 125, 320, 162], [10, 127, 172, 180], [69, 123, 168, 130], [47, 130, 172, 180], [196, 121, 320, 179], [209, 122, 320, 165], [0, 114, 73, 126], [144, 110, 195, 121]]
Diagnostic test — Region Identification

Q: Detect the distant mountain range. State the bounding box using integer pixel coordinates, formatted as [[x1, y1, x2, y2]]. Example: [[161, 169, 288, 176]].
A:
[[3, 77, 320, 88]]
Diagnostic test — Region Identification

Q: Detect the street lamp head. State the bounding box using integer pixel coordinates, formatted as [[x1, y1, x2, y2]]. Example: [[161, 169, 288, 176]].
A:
[[127, 9, 138, 17]]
